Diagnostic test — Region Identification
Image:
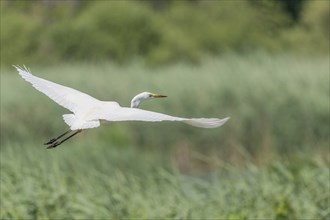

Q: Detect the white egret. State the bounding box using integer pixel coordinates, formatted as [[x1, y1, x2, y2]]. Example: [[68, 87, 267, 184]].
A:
[[14, 66, 229, 149]]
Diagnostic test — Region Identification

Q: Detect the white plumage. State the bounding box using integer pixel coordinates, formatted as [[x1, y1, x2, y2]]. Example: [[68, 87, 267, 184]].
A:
[[14, 65, 229, 148]]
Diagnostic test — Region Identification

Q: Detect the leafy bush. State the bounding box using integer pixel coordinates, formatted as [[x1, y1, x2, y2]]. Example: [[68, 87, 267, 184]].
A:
[[1, 1, 328, 66], [50, 2, 160, 62]]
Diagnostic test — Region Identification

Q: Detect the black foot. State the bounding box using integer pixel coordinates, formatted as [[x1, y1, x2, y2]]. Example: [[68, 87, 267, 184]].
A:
[[44, 138, 57, 145], [46, 142, 60, 149]]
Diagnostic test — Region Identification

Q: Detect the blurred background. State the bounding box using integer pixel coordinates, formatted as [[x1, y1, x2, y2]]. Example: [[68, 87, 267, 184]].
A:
[[1, 0, 329, 219]]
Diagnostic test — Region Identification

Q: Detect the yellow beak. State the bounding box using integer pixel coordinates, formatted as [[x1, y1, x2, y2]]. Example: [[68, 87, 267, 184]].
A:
[[151, 93, 167, 98]]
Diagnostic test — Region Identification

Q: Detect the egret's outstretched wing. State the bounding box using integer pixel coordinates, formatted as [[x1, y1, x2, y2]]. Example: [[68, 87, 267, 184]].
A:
[[100, 106, 229, 128], [14, 65, 100, 114]]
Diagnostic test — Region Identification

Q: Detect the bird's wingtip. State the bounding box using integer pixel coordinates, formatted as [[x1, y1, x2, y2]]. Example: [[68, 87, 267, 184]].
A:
[[13, 65, 31, 74]]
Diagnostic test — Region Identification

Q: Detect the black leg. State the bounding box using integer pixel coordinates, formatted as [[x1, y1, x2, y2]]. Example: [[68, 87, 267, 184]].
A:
[[44, 130, 71, 145], [47, 130, 82, 149]]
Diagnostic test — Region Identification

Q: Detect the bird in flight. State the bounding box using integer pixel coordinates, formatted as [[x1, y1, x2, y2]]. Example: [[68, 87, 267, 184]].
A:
[[14, 66, 229, 149]]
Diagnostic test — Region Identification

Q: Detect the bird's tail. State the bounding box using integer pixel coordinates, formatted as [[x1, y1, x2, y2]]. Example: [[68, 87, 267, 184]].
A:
[[183, 117, 230, 128], [63, 114, 100, 130], [63, 114, 76, 127]]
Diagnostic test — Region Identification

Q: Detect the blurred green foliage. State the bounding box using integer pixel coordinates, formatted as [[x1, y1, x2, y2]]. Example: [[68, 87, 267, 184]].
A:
[[1, 51, 329, 219], [1, 53, 329, 165], [1, 142, 328, 219], [1, 1, 329, 217], [1, 0, 329, 66]]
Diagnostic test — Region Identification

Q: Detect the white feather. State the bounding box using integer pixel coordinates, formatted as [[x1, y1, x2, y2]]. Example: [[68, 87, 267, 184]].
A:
[[14, 65, 100, 114], [98, 105, 229, 129], [15, 65, 229, 130]]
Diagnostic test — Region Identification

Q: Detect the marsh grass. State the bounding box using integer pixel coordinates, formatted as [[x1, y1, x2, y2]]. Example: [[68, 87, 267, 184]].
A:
[[1, 142, 328, 219], [1, 53, 329, 219]]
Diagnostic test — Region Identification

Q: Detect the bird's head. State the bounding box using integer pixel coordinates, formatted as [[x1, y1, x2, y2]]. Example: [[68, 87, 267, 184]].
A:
[[130, 92, 167, 108]]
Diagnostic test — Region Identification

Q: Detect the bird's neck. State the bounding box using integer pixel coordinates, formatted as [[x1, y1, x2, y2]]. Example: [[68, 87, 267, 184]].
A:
[[130, 99, 140, 108], [130, 94, 144, 108]]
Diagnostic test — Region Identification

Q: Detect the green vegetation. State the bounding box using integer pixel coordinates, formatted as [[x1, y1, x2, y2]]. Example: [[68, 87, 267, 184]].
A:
[[1, 1, 329, 66], [1, 54, 329, 219], [1, 142, 328, 219], [1, 1, 329, 219]]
